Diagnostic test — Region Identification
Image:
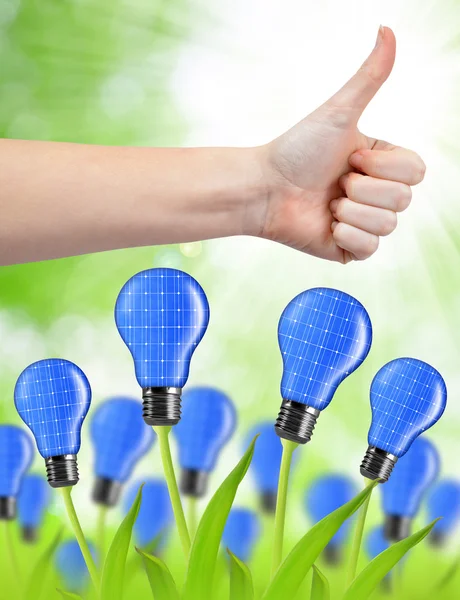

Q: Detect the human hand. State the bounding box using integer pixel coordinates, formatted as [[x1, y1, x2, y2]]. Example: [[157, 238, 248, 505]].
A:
[[253, 26, 425, 263]]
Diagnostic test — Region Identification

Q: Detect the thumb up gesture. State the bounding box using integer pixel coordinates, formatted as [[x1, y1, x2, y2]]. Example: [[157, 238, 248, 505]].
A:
[[257, 26, 425, 263]]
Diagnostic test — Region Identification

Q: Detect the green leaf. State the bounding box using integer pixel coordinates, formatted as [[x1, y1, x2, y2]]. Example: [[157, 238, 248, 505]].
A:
[[228, 550, 254, 600], [56, 590, 82, 599], [311, 565, 330, 600], [182, 437, 257, 600], [263, 480, 379, 600], [137, 548, 180, 600], [100, 484, 143, 600], [343, 519, 439, 600], [24, 528, 63, 600], [435, 559, 459, 591]]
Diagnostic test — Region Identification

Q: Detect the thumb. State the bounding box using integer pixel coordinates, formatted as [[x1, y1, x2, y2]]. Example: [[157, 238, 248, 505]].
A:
[[325, 26, 396, 119]]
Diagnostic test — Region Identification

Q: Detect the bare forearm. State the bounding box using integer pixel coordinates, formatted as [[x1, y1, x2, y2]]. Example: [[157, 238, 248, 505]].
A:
[[0, 139, 266, 265]]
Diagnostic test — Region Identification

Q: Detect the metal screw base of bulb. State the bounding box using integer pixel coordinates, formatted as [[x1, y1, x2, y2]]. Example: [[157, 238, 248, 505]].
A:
[[360, 446, 397, 482], [261, 491, 277, 514], [92, 477, 122, 507], [324, 543, 341, 566], [429, 529, 446, 547], [384, 514, 412, 542], [45, 455, 79, 488], [22, 525, 38, 543], [142, 387, 182, 426], [0, 497, 16, 520], [274, 400, 320, 444], [180, 468, 208, 497]]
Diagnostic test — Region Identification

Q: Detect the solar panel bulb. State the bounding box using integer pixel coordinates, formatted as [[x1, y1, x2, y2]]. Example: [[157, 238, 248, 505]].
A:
[[360, 358, 447, 483], [0, 425, 34, 519], [275, 288, 372, 444]]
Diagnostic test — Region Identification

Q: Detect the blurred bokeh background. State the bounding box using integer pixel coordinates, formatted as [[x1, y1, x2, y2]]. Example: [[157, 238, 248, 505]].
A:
[[0, 0, 459, 594]]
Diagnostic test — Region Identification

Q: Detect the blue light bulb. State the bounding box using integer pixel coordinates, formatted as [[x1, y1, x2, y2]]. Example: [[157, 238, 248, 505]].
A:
[[381, 437, 439, 541], [14, 359, 92, 488], [55, 540, 97, 593], [366, 525, 389, 559], [275, 288, 372, 444], [427, 479, 460, 546], [174, 386, 236, 497], [90, 397, 155, 507], [115, 268, 210, 427], [124, 478, 172, 549], [222, 508, 260, 563], [0, 425, 33, 520], [245, 422, 285, 513], [18, 473, 51, 542], [360, 358, 447, 482], [304, 474, 357, 564]]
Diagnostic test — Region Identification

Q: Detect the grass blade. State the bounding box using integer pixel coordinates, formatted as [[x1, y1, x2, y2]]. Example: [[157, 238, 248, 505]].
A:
[[263, 480, 379, 600], [228, 550, 254, 600], [343, 519, 439, 600], [24, 528, 63, 600], [311, 565, 330, 600], [100, 484, 143, 600], [137, 548, 180, 600], [57, 591, 82, 599], [182, 437, 257, 600]]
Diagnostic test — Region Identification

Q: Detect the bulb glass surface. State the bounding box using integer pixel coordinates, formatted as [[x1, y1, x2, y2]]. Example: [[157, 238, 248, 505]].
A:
[[90, 397, 155, 482], [174, 386, 236, 472], [115, 268, 210, 388], [381, 437, 439, 519], [368, 358, 447, 458], [0, 425, 34, 497], [18, 474, 50, 529], [55, 540, 97, 592], [222, 508, 260, 563], [278, 288, 372, 408], [366, 526, 389, 560], [124, 478, 172, 548], [427, 479, 460, 537], [305, 474, 357, 546], [14, 359, 92, 458], [246, 422, 282, 494]]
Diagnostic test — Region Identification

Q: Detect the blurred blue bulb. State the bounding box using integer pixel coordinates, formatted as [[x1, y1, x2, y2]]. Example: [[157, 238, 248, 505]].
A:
[[427, 479, 460, 545], [90, 397, 155, 506], [0, 425, 33, 519], [222, 508, 260, 563], [124, 478, 172, 549], [381, 437, 439, 541], [361, 358, 446, 483], [174, 386, 236, 497], [14, 359, 92, 488], [275, 288, 372, 444], [55, 540, 97, 593], [18, 474, 51, 542], [305, 474, 357, 563], [366, 526, 389, 560]]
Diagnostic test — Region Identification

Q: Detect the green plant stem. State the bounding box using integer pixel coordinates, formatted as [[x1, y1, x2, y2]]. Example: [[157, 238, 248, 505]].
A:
[[153, 425, 191, 558], [4, 521, 22, 594], [97, 505, 108, 559], [188, 496, 198, 539], [346, 477, 375, 586], [60, 487, 100, 592], [271, 438, 298, 578]]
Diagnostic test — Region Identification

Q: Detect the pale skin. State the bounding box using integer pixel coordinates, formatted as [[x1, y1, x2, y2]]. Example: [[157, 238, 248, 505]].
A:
[[0, 26, 424, 266]]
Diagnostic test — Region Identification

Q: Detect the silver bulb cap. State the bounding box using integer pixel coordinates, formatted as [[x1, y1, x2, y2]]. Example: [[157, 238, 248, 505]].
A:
[[0, 497, 16, 520], [275, 400, 320, 444], [142, 387, 182, 426], [45, 455, 79, 488], [360, 446, 397, 482]]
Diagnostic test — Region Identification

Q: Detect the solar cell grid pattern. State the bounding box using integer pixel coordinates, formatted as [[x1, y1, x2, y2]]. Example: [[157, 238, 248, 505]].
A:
[[14, 359, 92, 458], [428, 480, 460, 535], [18, 474, 50, 528], [368, 358, 447, 457], [0, 425, 33, 496], [366, 526, 389, 559], [305, 475, 357, 545], [222, 508, 260, 563], [174, 387, 237, 471], [90, 397, 155, 482], [124, 478, 172, 548], [381, 437, 439, 518], [115, 268, 210, 388], [246, 422, 283, 493], [278, 288, 372, 408]]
